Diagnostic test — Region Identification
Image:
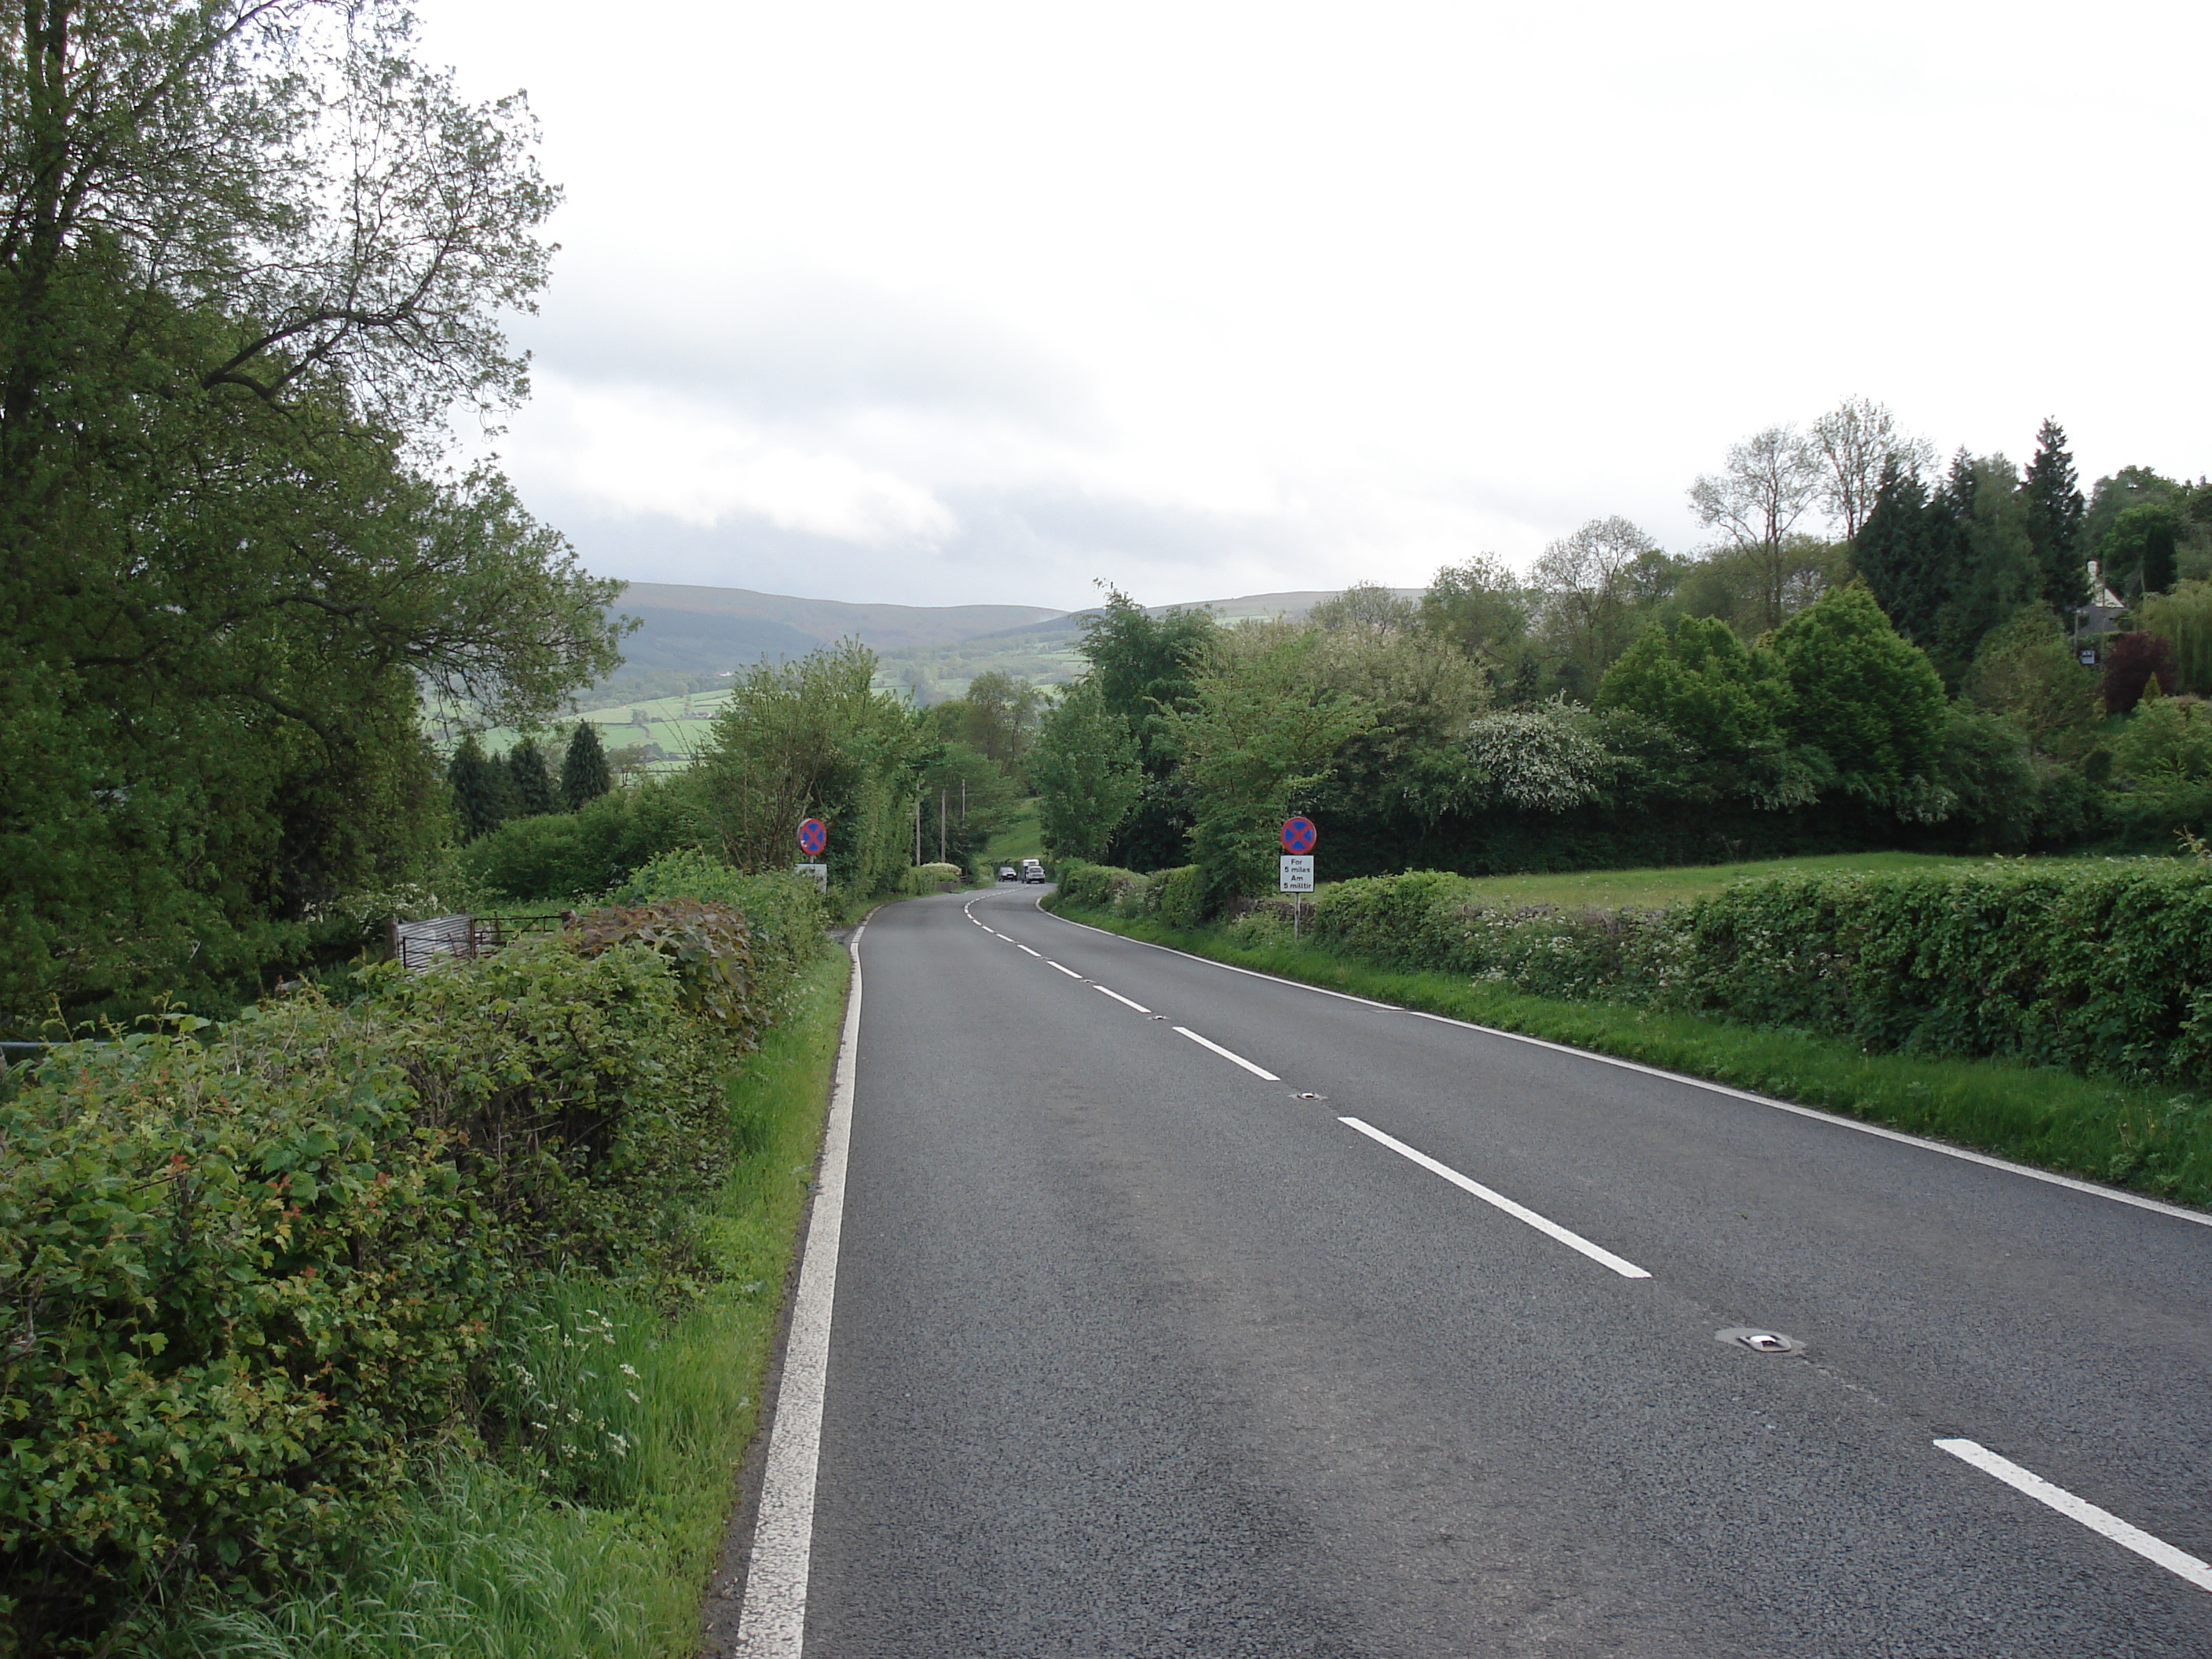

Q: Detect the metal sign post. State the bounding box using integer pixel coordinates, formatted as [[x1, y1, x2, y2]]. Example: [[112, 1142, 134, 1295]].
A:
[[1280, 817, 1317, 942]]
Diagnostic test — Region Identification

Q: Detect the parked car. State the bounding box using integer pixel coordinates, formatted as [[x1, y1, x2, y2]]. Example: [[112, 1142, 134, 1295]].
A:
[[997, 865, 1018, 882]]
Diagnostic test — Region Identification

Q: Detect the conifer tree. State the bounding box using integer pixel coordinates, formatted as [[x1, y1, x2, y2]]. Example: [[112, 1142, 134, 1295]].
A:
[[562, 720, 613, 808], [2023, 419, 2090, 614], [508, 738, 558, 817], [1851, 459, 1958, 643], [448, 734, 504, 840]]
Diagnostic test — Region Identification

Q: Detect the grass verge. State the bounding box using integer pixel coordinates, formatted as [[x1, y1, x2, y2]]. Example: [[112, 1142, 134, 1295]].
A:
[[135, 943, 853, 1659], [1049, 904, 2212, 1212]]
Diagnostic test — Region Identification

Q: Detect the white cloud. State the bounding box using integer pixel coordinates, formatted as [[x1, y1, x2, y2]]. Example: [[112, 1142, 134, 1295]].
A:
[[417, 0, 2212, 609], [536, 379, 956, 544]]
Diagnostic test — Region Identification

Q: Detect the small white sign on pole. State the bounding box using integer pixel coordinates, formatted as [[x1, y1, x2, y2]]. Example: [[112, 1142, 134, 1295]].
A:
[[1278, 855, 1314, 893], [793, 862, 829, 892]]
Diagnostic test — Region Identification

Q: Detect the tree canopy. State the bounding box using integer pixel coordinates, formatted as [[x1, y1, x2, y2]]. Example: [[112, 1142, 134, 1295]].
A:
[[0, 2, 624, 1024]]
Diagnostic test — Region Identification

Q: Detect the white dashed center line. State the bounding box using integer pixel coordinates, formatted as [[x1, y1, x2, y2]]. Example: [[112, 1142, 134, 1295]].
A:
[[1935, 1439, 2212, 1594], [1172, 1027, 1280, 1081], [1093, 985, 1152, 1013], [1339, 1116, 1652, 1280], [1047, 961, 1082, 979]]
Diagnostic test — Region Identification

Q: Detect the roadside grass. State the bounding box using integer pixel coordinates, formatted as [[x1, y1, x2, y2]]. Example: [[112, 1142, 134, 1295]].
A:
[[980, 798, 1046, 870], [1049, 905, 2212, 1213], [135, 944, 852, 1659], [1434, 850, 2002, 912]]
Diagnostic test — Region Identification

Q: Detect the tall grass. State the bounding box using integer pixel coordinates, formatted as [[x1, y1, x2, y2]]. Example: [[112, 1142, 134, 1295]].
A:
[[128, 945, 851, 1659], [1054, 907, 2212, 1210]]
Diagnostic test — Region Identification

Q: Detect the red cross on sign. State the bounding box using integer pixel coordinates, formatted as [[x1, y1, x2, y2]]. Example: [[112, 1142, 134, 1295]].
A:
[[1280, 816, 1317, 854]]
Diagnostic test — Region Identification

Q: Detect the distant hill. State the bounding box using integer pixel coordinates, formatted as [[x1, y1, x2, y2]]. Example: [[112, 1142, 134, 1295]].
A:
[[613, 583, 1064, 663], [582, 581, 1423, 709]]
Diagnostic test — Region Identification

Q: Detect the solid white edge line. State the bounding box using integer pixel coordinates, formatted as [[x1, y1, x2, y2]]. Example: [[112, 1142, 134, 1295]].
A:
[[1047, 961, 1083, 979], [1339, 1115, 1652, 1279], [1172, 1025, 1281, 1081], [1093, 984, 1152, 1013], [1935, 1438, 2212, 1595], [733, 925, 865, 1655], [1040, 906, 2212, 1231]]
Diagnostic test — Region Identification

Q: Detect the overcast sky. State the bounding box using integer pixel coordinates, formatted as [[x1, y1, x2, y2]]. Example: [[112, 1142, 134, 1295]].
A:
[[417, 0, 2212, 612]]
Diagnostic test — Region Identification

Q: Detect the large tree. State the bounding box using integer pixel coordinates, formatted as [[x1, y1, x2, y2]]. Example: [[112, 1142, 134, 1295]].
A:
[[1811, 397, 1935, 543], [2021, 419, 2089, 615], [0, 3, 622, 1021], [694, 641, 923, 893], [1530, 515, 1662, 693], [1687, 424, 1826, 630], [1075, 588, 1218, 869]]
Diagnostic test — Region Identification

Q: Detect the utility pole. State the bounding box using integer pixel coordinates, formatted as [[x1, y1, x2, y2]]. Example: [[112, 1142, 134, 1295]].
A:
[[938, 789, 947, 863], [913, 796, 921, 865]]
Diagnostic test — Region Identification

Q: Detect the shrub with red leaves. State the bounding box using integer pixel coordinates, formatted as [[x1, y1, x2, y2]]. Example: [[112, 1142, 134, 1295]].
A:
[[2100, 631, 2177, 715]]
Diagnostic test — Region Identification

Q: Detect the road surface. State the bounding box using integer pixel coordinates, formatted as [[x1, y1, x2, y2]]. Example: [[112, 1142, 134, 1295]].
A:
[[732, 884, 2212, 1657]]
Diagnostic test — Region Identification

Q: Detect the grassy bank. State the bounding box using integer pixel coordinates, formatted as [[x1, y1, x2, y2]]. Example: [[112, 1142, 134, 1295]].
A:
[[137, 944, 853, 1659], [1049, 904, 2212, 1211]]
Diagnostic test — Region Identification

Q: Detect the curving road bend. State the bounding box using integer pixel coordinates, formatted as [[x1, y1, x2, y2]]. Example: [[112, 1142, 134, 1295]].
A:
[[735, 884, 2212, 1657]]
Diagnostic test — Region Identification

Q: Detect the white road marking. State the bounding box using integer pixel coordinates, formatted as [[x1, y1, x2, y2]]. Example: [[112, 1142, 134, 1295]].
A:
[[1047, 961, 1083, 978], [1016, 943, 1042, 957], [1172, 1026, 1280, 1080], [733, 924, 866, 1654], [1339, 1116, 1652, 1280], [1093, 985, 1152, 1013], [1935, 1439, 2212, 1595], [1043, 910, 2212, 1232]]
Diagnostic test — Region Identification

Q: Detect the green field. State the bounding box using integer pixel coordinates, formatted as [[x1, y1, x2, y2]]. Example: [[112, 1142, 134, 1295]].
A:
[[979, 799, 1046, 869], [1431, 851, 2008, 911]]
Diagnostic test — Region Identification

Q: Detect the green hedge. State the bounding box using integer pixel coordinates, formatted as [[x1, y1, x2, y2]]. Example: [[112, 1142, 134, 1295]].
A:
[[456, 781, 695, 903], [1298, 861, 2212, 1086], [1049, 860, 1207, 925], [0, 878, 824, 1653]]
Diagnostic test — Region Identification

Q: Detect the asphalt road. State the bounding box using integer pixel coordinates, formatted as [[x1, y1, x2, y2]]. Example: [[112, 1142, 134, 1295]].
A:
[[778, 884, 2212, 1657]]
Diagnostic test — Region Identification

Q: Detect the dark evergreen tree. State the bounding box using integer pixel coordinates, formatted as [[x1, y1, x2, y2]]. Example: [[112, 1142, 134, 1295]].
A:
[[2022, 419, 2089, 615], [508, 738, 558, 817], [1931, 455, 2041, 687], [1850, 458, 1958, 643], [448, 734, 504, 840], [562, 720, 613, 808]]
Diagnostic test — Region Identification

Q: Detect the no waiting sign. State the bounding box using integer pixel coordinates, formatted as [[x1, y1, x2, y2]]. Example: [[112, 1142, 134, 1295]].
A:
[[797, 817, 828, 856], [1280, 816, 1317, 853]]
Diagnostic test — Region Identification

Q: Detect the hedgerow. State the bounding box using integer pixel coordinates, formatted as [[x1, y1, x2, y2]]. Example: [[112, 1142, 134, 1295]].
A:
[[0, 883, 822, 1655], [1293, 860, 2212, 1086]]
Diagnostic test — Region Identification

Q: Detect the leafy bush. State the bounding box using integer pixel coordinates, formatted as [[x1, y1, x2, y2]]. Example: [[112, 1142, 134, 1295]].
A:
[[1155, 866, 1208, 929], [898, 862, 966, 896], [0, 883, 807, 1650], [0, 1009, 505, 1651], [611, 852, 829, 1014], [1049, 860, 1143, 911], [457, 782, 695, 903]]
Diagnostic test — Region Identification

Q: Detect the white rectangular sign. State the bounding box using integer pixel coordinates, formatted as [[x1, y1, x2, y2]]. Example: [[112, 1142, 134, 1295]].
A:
[[1279, 855, 1314, 893], [793, 862, 829, 892]]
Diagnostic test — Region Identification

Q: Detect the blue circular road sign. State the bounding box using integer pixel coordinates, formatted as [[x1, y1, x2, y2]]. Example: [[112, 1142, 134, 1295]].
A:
[[1280, 816, 1317, 853]]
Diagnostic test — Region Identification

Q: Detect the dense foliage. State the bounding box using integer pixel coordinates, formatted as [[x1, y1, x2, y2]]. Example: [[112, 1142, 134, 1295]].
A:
[[0, 875, 826, 1653], [0, 3, 624, 1031], [1055, 860, 2212, 1100]]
